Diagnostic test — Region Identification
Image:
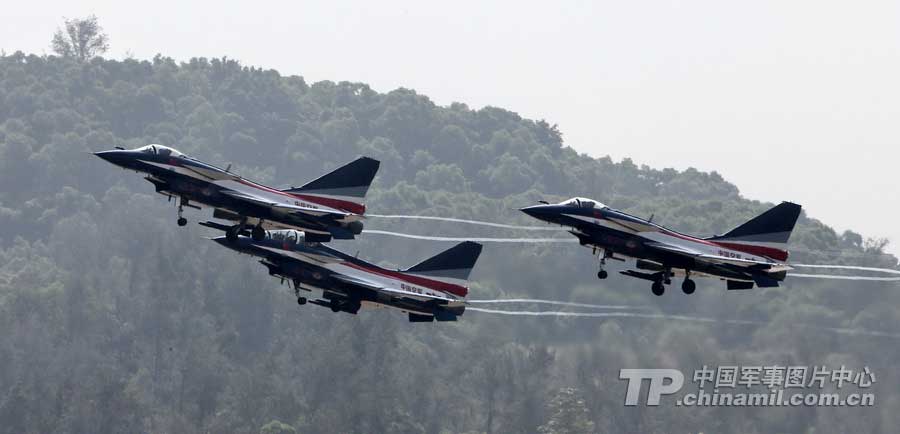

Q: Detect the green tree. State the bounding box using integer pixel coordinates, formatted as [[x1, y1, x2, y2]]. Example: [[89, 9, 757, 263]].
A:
[[538, 388, 595, 434], [51, 15, 109, 61], [260, 420, 296, 434]]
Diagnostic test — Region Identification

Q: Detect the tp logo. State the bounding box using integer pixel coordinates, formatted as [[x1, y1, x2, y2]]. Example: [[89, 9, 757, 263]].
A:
[[620, 369, 684, 406]]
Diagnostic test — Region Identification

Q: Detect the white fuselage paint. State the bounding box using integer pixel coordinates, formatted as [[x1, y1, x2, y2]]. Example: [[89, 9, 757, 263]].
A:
[[254, 245, 465, 311], [563, 213, 782, 268], [142, 159, 362, 224]]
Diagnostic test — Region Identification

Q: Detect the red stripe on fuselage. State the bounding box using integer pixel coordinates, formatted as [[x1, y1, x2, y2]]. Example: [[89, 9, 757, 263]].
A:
[[660, 229, 788, 262], [234, 179, 365, 214], [712, 242, 789, 262], [292, 193, 366, 215], [343, 263, 468, 298]]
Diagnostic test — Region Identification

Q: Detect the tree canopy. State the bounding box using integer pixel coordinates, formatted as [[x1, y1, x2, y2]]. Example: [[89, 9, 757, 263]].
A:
[[50, 16, 109, 62]]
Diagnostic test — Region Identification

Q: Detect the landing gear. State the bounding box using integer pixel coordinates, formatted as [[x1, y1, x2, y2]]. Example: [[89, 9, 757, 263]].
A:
[[330, 300, 341, 312], [596, 248, 611, 280], [681, 279, 696, 294], [651, 280, 665, 296], [225, 227, 239, 242], [226, 218, 248, 242], [251, 224, 266, 241], [176, 198, 186, 227], [291, 281, 306, 305]]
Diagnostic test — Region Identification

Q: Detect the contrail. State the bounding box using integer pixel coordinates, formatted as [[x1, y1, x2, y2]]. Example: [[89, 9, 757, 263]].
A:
[[468, 299, 649, 310], [367, 214, 562, 231], [362, 230, 576, 243], [791, 264, 900, 275], [790, 273, 900, 282], [467, 308, 900, 339]]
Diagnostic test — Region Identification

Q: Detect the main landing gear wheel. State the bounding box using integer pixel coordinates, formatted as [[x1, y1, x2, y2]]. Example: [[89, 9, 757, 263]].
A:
[[225, 227, 239, 242], [297, 297, 307, 306], [251, 224, 266, 241], [597, 270, 608, 279], [177, 217, 187, 226], [681, 278, 696, 295], [330, 300, 341, 312], [651, 281, 665, 296]]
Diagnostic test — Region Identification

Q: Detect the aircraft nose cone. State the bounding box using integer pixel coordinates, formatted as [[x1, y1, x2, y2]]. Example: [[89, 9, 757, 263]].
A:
[[519, 205, 544, 217], [94, 150, 127, 166], [520, 205, 552, 219]]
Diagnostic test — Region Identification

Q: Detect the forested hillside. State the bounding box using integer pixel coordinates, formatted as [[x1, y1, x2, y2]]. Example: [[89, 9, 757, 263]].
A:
[[1, 52, 898, 433]]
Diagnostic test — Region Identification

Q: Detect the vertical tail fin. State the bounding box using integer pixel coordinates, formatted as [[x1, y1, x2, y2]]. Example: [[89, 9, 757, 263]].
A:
[[404, 241, 484, 287], [707, 202, 802, 261], [282, 156, 380, 213]]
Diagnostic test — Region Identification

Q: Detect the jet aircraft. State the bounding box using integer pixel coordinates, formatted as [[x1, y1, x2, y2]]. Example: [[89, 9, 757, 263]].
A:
[[205, 222, 483, 322], [95, 144, 379, 242], [521, 198, 801, 295]]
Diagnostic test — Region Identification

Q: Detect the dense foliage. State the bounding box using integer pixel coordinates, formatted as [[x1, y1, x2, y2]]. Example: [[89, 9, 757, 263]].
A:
[[1, 52, 898, 433]]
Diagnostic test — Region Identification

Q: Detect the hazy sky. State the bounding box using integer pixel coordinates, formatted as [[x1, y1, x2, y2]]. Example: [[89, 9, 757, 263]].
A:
[[4, 1, 899, 255]]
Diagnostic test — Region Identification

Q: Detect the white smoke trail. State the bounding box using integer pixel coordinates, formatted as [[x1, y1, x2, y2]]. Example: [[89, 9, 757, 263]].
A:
[[791, 264, 900, 275], [467, 308, 900, 339], [468, 307, 751, 324], [367, 214, 562, 231], [468, 299, 649, 310], [790, 273, 900, 282], [362, 230, 577, 243]]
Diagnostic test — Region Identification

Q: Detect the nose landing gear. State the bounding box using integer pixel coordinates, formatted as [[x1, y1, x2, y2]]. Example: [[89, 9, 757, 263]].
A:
[[595, 248, 612, 279], [176, 198, 187, 226], [290, 279, 307, 306], [174, 197, 199, 226]]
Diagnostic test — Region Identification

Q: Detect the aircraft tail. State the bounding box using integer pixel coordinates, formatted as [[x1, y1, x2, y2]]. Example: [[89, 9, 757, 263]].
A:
[[707, 202, 802, 261], [282, 156, 380, 214], [404, 241, 483, 288]]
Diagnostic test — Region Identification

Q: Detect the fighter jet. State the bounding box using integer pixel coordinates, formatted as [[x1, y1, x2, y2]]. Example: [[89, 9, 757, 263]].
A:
[[95, 144, 379, 242], [521, 198, 801, 295], [205, 222, 483, 322]]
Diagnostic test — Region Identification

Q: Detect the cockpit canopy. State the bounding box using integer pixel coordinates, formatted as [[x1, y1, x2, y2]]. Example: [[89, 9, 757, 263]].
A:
[[135, 144, 185, 158], [266, 229, 304, 245], [560, 197, 606, 209]]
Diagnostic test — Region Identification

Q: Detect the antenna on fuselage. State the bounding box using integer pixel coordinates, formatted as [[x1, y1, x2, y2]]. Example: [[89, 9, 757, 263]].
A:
[[648, 214, 654, 223], [225, 163, 232, 172]]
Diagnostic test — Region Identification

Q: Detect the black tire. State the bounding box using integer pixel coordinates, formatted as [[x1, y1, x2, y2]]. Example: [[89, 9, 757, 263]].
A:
[[597, 270, 608, 279], [651, 281, 665, 296], [330, 301, 341, 312], [681, 279, 696, 295], [297, 297, 307, 305], [177, 217, 187, 226], [251, 225, 266, 241], [347, 220, 364, 235]]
